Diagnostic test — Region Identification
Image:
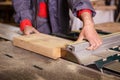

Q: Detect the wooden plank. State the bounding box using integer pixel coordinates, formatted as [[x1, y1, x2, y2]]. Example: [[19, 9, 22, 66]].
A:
[[104, 61, 120, 73], [94, 6, 116, 10], [13, 33, 73, 59], [95, 22, 120, 33], [91, 0, 105, 6], [91, 0, 116, 10]]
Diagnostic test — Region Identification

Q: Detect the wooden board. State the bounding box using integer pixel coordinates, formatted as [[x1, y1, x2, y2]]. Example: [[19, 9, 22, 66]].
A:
[[95, 22, 120, 33], [13, 33, 73, 59], [94, 6, 116, 10], [104, 61, 120, 73]]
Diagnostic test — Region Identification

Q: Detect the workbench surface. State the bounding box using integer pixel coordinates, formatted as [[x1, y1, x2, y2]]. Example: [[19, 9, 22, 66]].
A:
[[0, 41, 120, 80], [0, 23, 120, 80]]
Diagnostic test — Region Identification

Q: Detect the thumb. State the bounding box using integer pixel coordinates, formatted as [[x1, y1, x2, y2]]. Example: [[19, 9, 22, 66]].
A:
[[77, 33, 84, 42], [24, 30, 31, 35], [33, 29, 40, 34], [73, 34, 84, 45]]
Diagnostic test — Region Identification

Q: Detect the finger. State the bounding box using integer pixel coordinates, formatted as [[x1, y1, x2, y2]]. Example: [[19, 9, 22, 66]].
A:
[[24, 31, 31, 35], [87, 39, 97, 50], [87, 43, 96, 50], [27, 29, 39, 34], [77, 34, 84, 42], [93, 40, 102, 50], [33, 28, 40, 34], [73, 40, 82, 45], [73, 36, 84, 45], [88, 39, 102, 50], [92, 43, 99, 50]]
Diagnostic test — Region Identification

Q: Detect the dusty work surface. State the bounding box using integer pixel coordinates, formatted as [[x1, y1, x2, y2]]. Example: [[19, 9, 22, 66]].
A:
[[0, 41, 120, 80], [0, 23, 21, 40], [95, 22, 120, 33]]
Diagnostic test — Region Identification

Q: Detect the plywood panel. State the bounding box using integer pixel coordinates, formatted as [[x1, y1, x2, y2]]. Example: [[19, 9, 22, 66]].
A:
[[13, 33, 73, 59]]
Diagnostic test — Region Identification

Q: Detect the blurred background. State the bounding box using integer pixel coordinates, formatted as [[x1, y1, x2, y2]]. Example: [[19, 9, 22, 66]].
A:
[[0, 0, 120, 30]]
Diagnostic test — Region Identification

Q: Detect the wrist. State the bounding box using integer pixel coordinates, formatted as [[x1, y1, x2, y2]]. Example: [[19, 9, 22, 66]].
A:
[[83, 21, 94, 27], [77, 9, 92, 17], [80, 12, 94, 27], [20, 19, 32, 31]]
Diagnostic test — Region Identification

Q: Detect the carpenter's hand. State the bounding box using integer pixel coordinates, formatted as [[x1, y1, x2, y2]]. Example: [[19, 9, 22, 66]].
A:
[[77, 25, 102, 50], [23, 26, 40, 35]]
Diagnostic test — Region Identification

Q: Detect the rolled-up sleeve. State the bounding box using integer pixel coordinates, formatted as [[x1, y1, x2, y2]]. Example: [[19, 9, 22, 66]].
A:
[[12, 0, 33, 23], [68, 0, 96, 17]]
